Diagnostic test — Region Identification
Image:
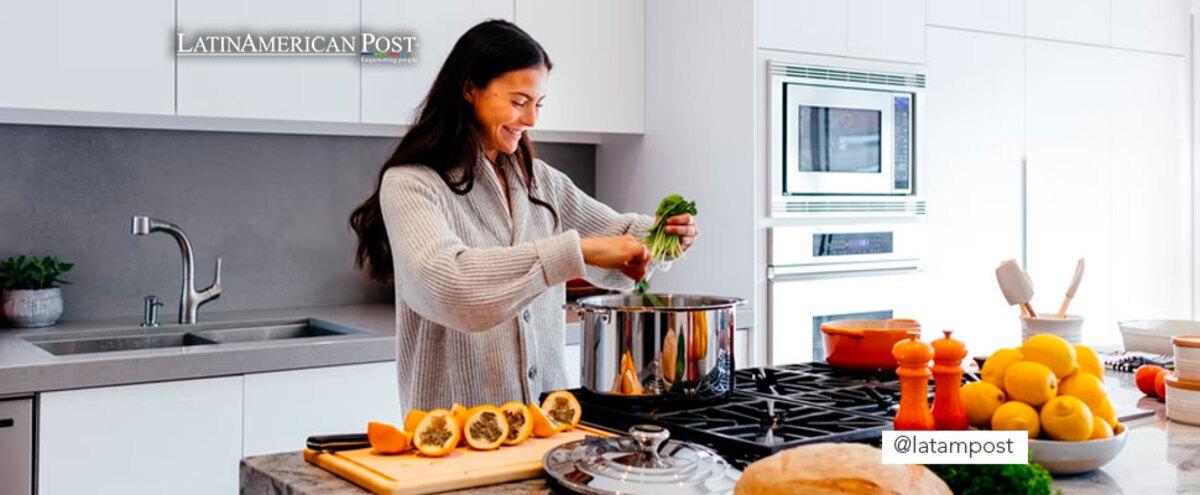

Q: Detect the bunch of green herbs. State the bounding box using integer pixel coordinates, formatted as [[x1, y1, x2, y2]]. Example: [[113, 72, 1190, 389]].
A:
[[635, 194, 697, 296]]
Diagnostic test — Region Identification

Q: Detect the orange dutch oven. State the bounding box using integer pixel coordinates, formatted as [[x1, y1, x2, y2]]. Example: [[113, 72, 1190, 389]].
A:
[[821, 319, 921, 370]]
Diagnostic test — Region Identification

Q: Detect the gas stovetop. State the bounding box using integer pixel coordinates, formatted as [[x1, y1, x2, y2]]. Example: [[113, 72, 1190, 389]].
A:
[[563, 363, 913, 469]]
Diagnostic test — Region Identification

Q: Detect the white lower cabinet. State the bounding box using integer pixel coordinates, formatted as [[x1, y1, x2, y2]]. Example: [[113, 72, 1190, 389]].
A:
[[38, 376, 244, 495], [37, 361, 401, 493], [243, 362, 400, 456]]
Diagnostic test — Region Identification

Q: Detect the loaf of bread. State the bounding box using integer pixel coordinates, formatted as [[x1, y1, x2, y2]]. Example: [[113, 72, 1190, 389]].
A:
[[734, 443, 951, 495]]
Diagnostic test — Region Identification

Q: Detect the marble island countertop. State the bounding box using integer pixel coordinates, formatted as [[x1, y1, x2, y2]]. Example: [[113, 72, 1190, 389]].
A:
[[240, 370, 1200, 495]]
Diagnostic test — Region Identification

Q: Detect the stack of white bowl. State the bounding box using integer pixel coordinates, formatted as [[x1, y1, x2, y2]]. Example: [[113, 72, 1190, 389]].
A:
[[1166, 335, 1200, 426]]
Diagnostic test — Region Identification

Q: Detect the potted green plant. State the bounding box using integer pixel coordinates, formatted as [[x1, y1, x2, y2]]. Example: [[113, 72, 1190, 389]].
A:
[[0, 255, 74, 328]]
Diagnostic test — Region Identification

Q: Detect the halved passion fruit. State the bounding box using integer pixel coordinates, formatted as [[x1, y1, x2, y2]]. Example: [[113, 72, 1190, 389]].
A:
[[541, 390, 582, 431], [402, 409, 426, 433], [367, 421, 410, 455], [462, 405, 510, 450], [528, 402, 565, 438], [499, 401, 533, 446], [412, 409, 460, 457]]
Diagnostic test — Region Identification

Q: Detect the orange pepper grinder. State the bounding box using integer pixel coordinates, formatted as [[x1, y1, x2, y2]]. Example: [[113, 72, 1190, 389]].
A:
[[892, 332, 935, 431], [931, 330, 969, 430]]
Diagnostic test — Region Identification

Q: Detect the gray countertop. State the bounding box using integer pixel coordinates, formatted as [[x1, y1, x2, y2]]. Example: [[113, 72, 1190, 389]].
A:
[[239, 370, 1200, 495], [0, 303, 584, 397]]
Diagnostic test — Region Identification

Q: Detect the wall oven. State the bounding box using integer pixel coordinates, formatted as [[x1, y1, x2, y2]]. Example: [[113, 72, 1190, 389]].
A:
[[769, 63, 926, 217], [767, 222, 927, 365]]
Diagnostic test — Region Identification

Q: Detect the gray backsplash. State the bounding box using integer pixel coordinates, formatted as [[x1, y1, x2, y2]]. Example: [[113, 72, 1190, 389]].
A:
[[0, 124, 596, 325]]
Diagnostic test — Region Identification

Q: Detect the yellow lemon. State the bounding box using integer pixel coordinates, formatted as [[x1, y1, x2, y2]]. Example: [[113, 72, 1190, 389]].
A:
[[1003, 361, 1058, 407], [1040, 396, 1095, 441], [1090, 417, 1114, 440], [981, 348, 1024, 387], [1058, 372, 1117, 426], [992, 401, 1041, 439], [1022, 334, 1078, 378], [962, 381, 1007, 428], [1075, 345, 1104, 381]]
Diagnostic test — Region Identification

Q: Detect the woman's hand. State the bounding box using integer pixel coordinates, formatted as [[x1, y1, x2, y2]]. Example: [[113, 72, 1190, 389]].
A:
[[662, 214, 698, 253], [580, 235, 651, 281]]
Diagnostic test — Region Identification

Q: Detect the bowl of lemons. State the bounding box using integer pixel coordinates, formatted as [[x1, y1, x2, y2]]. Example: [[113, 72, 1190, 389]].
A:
[[961, 334, 1127, 474]]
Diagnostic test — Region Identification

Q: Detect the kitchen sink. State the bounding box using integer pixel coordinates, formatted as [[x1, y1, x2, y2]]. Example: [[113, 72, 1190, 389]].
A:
[[23, 318, 371, 356], [191, 321, 370, 344], [29, 332, 220, 356]]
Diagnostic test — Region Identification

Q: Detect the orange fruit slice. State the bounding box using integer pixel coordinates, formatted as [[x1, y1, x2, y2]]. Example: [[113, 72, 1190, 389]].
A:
[[462, 405, 510, 450], [499, 401, 533, 446], [412, 409, 460, 457], [541, 390, 582, 431], [529, 402, 565, 438], [367, 421, 410, 455], [403, 409, 427, 433]]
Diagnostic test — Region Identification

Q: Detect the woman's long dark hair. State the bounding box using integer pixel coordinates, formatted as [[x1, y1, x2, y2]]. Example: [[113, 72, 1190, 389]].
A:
[[350, 19, 556, 283]]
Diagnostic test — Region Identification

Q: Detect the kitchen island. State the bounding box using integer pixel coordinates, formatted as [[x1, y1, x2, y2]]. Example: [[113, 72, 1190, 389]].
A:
[[240, 370, 1200, 494]]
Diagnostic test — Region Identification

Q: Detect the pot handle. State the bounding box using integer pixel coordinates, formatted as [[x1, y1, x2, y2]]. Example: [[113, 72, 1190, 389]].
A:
[[565, 303, 613, 324], [821, 327, 866, 338], [563, 302, 582, 315]]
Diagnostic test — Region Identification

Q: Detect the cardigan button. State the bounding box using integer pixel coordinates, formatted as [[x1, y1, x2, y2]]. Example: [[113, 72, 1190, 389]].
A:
[[522, 309, 531, 322], [527, 366, 538, 380]]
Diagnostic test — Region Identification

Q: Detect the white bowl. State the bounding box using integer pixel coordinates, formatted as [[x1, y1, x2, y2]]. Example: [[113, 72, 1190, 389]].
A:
[[1119, 319, 1200, 355], [1029, 430, 1127, 475]]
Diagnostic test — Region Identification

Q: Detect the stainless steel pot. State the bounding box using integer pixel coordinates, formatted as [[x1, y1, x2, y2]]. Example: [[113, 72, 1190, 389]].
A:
[[571, 294, 744, 401]]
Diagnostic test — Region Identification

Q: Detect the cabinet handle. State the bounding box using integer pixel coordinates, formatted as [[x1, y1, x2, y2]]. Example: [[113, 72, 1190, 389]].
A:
[[0, 418, 13, 428]]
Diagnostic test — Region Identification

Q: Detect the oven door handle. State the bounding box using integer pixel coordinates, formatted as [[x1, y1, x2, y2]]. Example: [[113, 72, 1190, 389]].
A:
[[768, 261, 920, 281]]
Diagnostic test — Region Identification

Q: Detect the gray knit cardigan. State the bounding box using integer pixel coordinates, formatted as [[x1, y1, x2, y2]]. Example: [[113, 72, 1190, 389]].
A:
[[379, 155, 654, 413]]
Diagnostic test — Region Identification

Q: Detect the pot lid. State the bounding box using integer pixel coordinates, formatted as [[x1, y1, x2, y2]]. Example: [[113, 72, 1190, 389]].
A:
[[543, 424, 740, 495]]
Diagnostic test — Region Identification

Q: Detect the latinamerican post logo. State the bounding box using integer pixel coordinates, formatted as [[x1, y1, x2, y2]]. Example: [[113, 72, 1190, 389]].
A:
[[176, 32, 418, 64]]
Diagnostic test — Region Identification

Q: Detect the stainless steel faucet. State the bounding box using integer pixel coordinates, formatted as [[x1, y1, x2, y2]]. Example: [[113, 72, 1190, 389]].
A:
[[131, 216, 222, 324]]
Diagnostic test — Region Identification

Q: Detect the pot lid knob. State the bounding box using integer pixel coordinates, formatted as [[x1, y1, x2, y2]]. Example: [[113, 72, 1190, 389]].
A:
[[627, 424, 672, 469]]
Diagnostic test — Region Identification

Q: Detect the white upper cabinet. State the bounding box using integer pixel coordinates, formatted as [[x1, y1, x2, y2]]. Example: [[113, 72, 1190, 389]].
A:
[[1026, 0, 1111, 45], [1111, 0, 1190, 55], [361, 0, 513, 125], [846, 0, 925, 63], [515, 0, 645, 134], [1024, 40, 1116, 343], [1109, 49, 1190, 322], [757, 0, 848, 56], [38, 377, 244, 495], [0, 0, 174, 114], [176, 0, 360, 122], [243, 362, 400, 456], [922, 28, 1025, 353], [926, 0, 1025, 35]]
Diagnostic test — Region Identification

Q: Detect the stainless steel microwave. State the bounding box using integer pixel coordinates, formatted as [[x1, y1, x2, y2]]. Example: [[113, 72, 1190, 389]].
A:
[[769, 63, 925, 206]]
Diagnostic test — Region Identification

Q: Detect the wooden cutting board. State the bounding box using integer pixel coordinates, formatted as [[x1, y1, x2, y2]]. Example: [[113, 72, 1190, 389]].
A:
[[304, 426, 613, 495]]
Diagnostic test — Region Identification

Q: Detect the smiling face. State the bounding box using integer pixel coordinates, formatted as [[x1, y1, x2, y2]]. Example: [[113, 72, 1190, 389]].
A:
[[465, 65, 548, 161]]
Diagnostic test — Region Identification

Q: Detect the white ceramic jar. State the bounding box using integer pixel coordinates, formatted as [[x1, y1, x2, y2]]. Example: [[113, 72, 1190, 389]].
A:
[[1173, 335, 1200, 381], [1165, 374, 1200, 427]]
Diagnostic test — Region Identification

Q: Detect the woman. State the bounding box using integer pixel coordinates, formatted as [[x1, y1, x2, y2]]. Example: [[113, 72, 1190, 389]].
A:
[[350, 20, 697, 412]]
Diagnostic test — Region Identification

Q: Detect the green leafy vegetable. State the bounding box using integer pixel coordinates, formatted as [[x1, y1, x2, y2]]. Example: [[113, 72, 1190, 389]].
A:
[[644, 194, 697, 266], [926, 463, 1059, 495], [636, 194, 697, 300]]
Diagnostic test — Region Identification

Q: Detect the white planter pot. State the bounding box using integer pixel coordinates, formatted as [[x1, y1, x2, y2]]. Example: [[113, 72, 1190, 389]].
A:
[[2, 288, 63, 328]]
